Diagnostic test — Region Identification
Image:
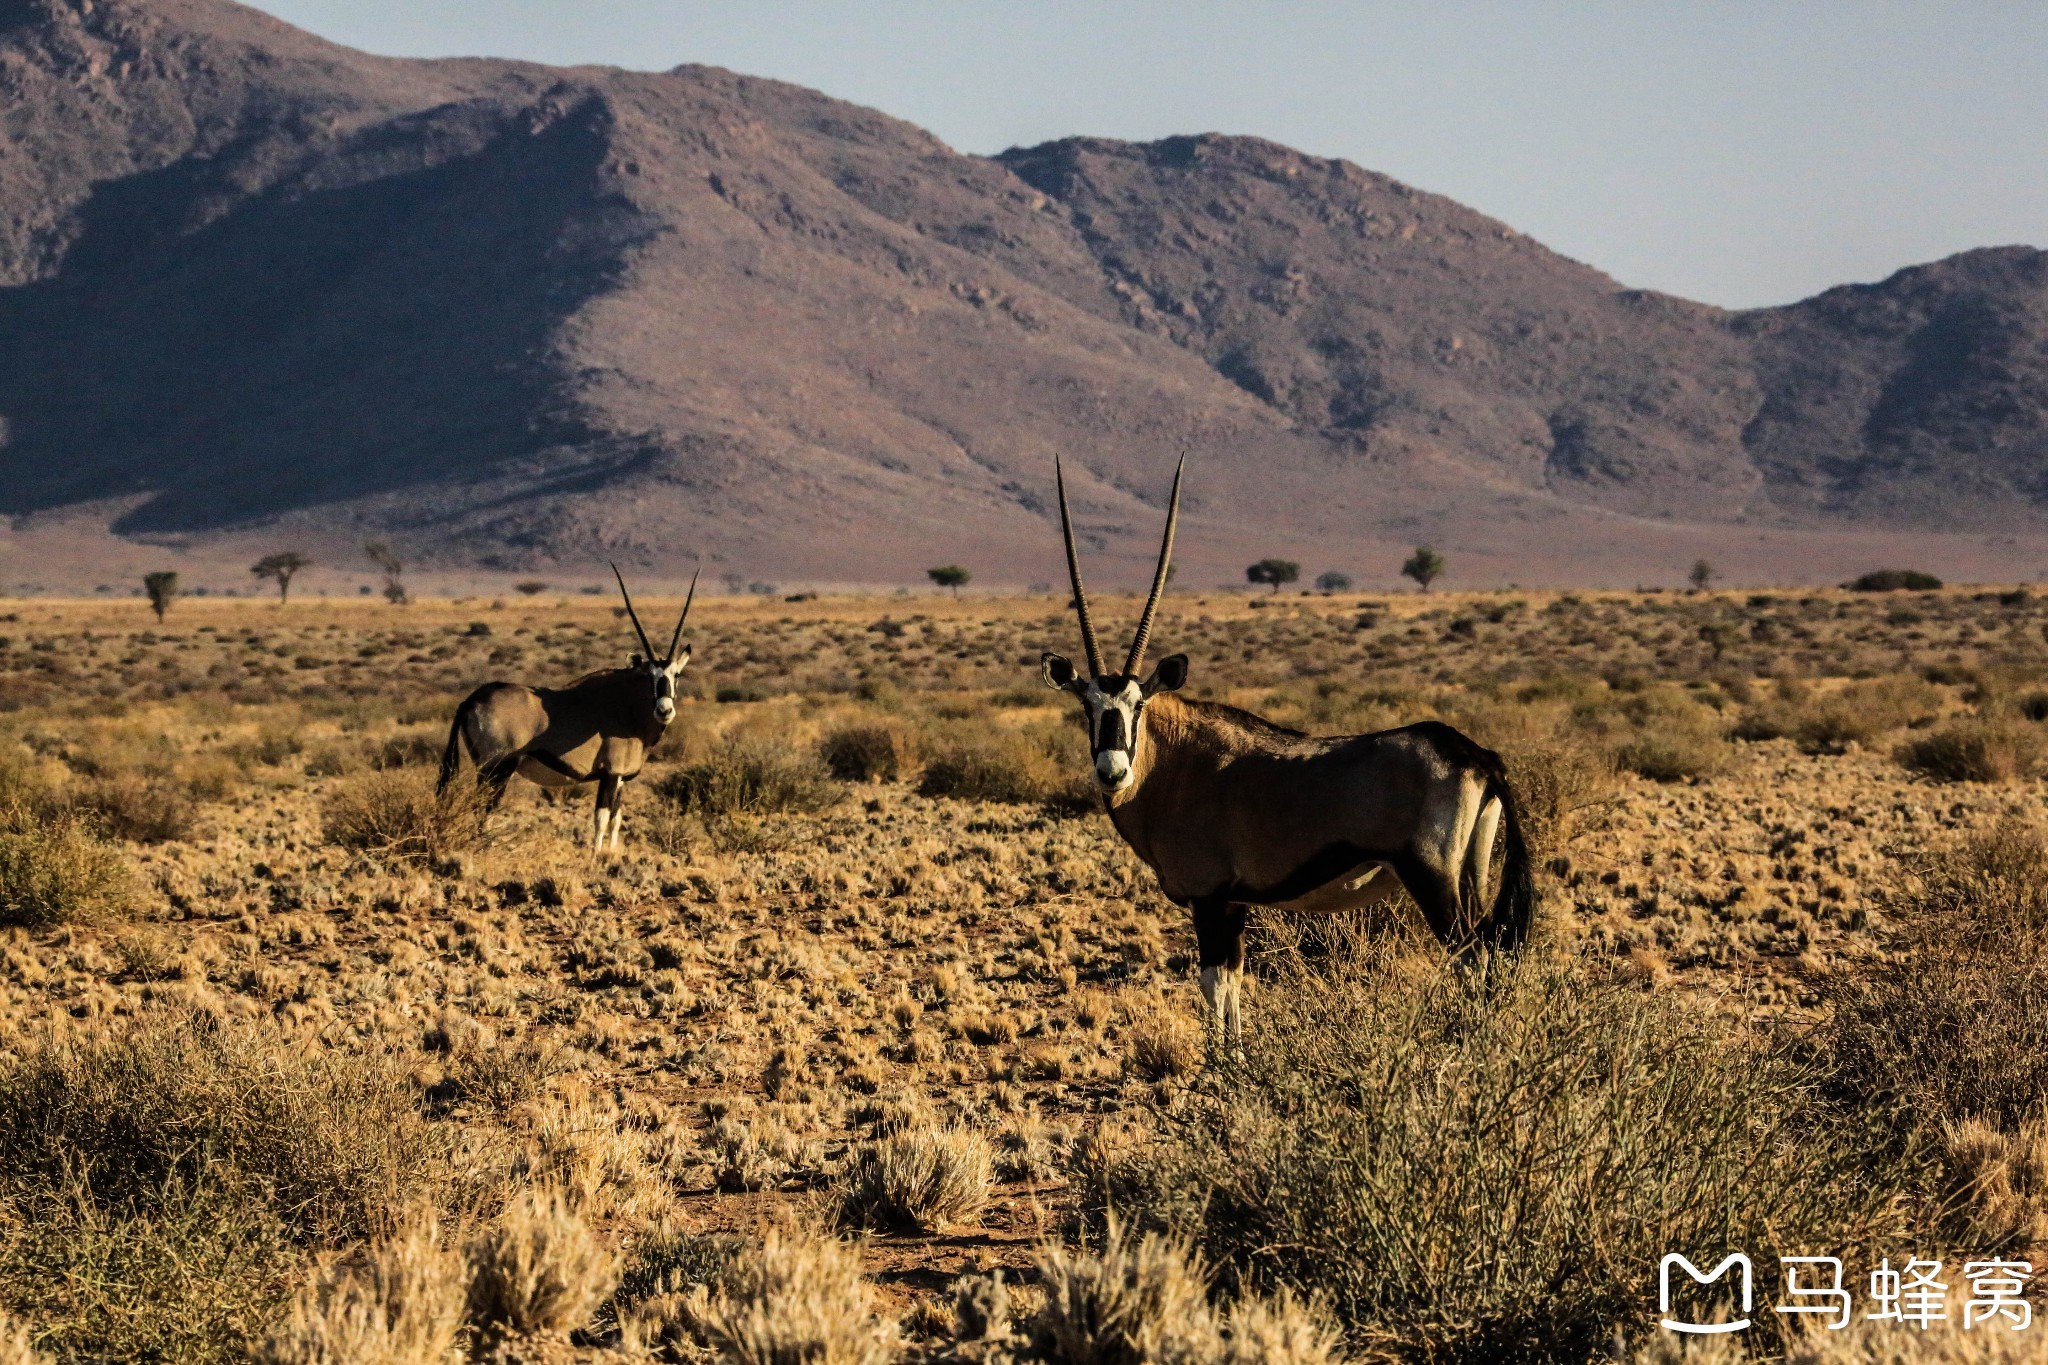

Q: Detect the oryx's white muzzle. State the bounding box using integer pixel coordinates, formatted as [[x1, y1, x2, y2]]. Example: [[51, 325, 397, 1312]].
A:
[[1094, 748, 1132, 790]]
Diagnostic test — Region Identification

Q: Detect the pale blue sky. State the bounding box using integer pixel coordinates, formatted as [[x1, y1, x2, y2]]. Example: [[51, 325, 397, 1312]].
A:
[[247, 1, 2047, 309]]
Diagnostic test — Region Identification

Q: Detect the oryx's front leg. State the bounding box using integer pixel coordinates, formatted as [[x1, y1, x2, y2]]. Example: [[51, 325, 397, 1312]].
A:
[[605, 777, 627, 852], [1192, 897, 1248, 1047], [592, 774, 620, 857]]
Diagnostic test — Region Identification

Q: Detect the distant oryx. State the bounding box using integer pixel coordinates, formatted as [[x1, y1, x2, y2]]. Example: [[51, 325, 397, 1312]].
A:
[[1040, 459, 1535, 1040], [437, 565, 697, 854]]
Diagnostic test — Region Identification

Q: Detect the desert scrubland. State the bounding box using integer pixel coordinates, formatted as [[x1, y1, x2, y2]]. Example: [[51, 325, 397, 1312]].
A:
[[2, 584, 2048, 1363]]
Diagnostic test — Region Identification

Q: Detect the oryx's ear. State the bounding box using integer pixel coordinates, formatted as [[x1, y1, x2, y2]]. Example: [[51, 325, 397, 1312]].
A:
[[630, 652, 644, 667], [1041, 652, 1080, 691], [668, 644, 691, 673], [1143, 653, 1189, 695]]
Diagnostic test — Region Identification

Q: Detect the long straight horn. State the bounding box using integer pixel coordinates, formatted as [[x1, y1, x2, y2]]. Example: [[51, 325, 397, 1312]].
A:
[[1123, 454, 1184, 678], [666, 564, 700, 661], [610, 562, 656, 658], [1055, 457, 1107, 678]]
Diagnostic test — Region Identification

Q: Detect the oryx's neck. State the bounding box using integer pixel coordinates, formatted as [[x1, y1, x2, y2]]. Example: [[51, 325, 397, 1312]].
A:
[[1104, 694, 1211, 854]]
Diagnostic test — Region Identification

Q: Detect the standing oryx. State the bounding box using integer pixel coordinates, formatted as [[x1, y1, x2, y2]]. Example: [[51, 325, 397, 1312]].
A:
[[1040, 458, 1535, 1040], [438, 565, 697, 854]]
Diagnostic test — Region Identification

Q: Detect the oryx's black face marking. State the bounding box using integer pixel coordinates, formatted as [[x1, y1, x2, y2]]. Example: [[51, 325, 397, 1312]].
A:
[[1042, 652, 1189, 794], [630, 649, 691, 726]]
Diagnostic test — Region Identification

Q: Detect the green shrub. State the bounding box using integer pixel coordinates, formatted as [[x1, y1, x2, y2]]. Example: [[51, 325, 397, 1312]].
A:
[[0, 801, 138, 927], [1096, 950, 1905, 1361], [1896, 719, 2046, 783], [654, 736, 841, 818]]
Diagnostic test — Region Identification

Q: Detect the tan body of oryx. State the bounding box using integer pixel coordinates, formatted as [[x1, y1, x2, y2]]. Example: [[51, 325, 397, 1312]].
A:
[[437, 566, 695, 854], [1040, 456, 1534, 1040]]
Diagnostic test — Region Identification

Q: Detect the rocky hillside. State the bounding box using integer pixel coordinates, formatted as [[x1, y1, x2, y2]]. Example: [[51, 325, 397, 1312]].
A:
[[1, 0, 2042, 585]]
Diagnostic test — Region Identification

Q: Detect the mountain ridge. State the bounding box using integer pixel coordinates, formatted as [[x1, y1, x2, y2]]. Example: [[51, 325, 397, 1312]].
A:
[[1, 0, 2043, 588]]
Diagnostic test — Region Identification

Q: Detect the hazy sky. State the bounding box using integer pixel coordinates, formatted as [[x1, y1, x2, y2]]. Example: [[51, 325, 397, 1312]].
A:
[[247, 1, 2046, 309]]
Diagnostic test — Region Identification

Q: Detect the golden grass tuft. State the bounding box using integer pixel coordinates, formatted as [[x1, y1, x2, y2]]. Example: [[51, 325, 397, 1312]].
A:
[[253, 1216, 465, 1365], [681, 1224, 898, 1365], [1896, 719, 2046, 783], [837, 1124, 995, 1232], [463, 1184, 617, 1340]]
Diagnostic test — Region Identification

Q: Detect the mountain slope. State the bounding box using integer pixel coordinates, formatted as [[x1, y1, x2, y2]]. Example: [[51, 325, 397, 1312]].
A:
[[0, 0, 2043, 587]]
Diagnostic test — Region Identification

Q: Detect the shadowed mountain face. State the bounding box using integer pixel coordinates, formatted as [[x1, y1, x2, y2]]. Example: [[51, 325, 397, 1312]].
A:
[[1, 0, 2043, 581]]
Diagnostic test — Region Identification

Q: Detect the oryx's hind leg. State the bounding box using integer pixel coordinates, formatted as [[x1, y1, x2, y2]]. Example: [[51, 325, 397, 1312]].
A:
[[1466, 795, 1504, 918], [1192, 896, 1249, 1047], [477, 755, 520, 812], [592, 774, 620, 856]]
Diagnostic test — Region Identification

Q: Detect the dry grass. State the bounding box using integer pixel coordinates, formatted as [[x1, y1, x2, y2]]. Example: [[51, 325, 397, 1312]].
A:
[[0, 588, 2042, 1360], [680, 1224, 898, 1365], [1896, 718, 2046, 782], [253, 1216, 465, 1365], [837, 1124, 995, 1232], [464, 1185, 618, 1341], [0, 801, 137, 927]]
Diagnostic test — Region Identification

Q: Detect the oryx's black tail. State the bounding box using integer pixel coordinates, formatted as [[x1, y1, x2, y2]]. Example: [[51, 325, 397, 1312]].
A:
[[437, 695, 476, 794], [1475, 768, 1536, 952]]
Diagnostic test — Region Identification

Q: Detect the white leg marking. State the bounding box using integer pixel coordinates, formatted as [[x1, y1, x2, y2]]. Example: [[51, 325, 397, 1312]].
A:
[[592, 804, 610, 855], [608, 808, 625, 852], [1220, 964, 1244, 1046]]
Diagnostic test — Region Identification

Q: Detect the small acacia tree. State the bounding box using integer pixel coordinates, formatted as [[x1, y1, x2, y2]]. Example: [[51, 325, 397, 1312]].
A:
[[927, 565, 971, 599], [250, 551, 310, 603], [364, 542, 408, 605], [142, 571, 179, 623], [1315, 570, 1353, 594], [1689, 559, 1716, 592], [1401, 545, 1445, 592], [1247, 559, 1300, 594], [514, 580, 548, 597]]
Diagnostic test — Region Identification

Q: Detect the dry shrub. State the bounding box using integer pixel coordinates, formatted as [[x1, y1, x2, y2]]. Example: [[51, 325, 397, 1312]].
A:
[[0, 1011, 446, 1243], [1100, 950, 1905, 1361], [464, 1185, 617, 1340], [1490, 734, 1613, 859], [1612, 728, 1725, 783], [1795, 677, 1942, 754], [837, 1125, 994, 1232], [1030, 1223, 1345, 1365], [254, 1216, 465, 1365], [0, 799, 138, 927], [1896, 719, 2046, 783], [320, 768, 489, 861], [918, 726, 1075, 807], [71, 771, 197, 843], [656, 735, 842, 818], [680, 1224, 898, 1365], [1825, 824, 2048, 1248], [819, 722, 921, 783]]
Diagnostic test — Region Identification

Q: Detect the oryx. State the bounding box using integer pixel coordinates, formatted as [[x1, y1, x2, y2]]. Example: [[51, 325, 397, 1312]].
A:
[[437, 565, 697, 854], [1040, 459, 1535, 1040]]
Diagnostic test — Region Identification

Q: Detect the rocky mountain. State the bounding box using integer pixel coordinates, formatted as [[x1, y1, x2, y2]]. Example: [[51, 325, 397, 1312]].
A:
[[1, 0, 2043, 588]]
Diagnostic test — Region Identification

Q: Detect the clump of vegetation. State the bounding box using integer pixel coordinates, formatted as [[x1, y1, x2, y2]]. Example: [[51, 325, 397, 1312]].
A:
[[1031, 1224, 1344, 1365], [676, 1225, 897, 1365], [253, 1216, 465, 1365], [1096, 949, 1905, 1360], [918, 726, 1070, 807], [655, 735, 842, 817], [464, 1185, 617, 1341], [838, 1125, 994, 1232], [72, 771, 197, 843], [143, 570, 179, 622], [0, 799, 138, 927], [1246, 558, 1300, 594], [1896, 718, 2045, 783], [1846, 568, 1943, 591], [818, 721, 921, 783], [319, 767, 490, 861], [0, 1015, 448, 1361]]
